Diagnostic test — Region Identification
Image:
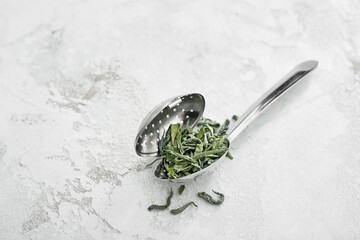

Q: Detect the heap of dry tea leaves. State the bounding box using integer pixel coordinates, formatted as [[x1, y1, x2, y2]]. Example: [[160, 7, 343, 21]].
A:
[[151, 116, 238, 179]]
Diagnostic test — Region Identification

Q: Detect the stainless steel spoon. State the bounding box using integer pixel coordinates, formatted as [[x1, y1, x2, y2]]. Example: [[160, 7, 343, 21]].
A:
[[135, 60, 319, 182]]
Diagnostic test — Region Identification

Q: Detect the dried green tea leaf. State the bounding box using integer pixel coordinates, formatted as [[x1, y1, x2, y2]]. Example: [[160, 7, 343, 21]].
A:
[[226, 152, 233, 160], [171, 123, 180, 144], [218, 119, 230, 136], [178, 185, 185, 195], [164, 149, 194, 163], [192, 148, 228, 161], [197, 189, 224, 205], [148, 188, 173, 211], [196, 127, 205, 139], [232, 115, 239, 121], [170, 202, 198, 215], [146, 156, 164, 167], [197, 118, 221, 128], [158, 127, 171, 155], [194, 143, 203, 155], [164, 163, 179, 179]]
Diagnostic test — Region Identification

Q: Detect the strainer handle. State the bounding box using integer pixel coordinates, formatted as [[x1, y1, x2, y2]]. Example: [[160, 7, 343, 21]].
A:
[[226, 60, 319, 143]]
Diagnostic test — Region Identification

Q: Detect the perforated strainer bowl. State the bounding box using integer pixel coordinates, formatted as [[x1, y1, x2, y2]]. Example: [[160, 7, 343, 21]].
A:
[[135, 93, 205, 157]]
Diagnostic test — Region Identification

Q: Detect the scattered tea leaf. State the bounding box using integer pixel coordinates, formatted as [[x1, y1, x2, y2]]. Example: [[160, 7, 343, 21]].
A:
[[148, 188, 173, 211], [146, 156, 164, 167], [170, 202, 198, 215], [197, 189, 224, 205], [232, 115, 239, 121], [226, 152, 233, 160], [178, 185, 185, 195]]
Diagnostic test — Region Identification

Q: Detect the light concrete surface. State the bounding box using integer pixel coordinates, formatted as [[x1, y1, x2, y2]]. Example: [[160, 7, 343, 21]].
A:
[[1, 0, 360, 239]]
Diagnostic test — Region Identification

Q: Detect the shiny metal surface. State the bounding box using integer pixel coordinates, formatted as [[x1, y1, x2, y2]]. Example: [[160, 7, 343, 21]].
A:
[[137, 60, 318, 182], [226, 60, 319, 142], [135, 93, 205, 156]]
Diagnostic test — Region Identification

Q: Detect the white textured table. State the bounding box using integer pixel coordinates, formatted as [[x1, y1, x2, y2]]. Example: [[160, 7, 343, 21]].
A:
[[1, 0, 360, 239]]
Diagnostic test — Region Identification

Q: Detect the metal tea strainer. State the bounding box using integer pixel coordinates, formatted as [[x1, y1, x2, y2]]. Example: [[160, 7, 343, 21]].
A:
[[135, 94, 205, 156], [135, 60, 319, 182]]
